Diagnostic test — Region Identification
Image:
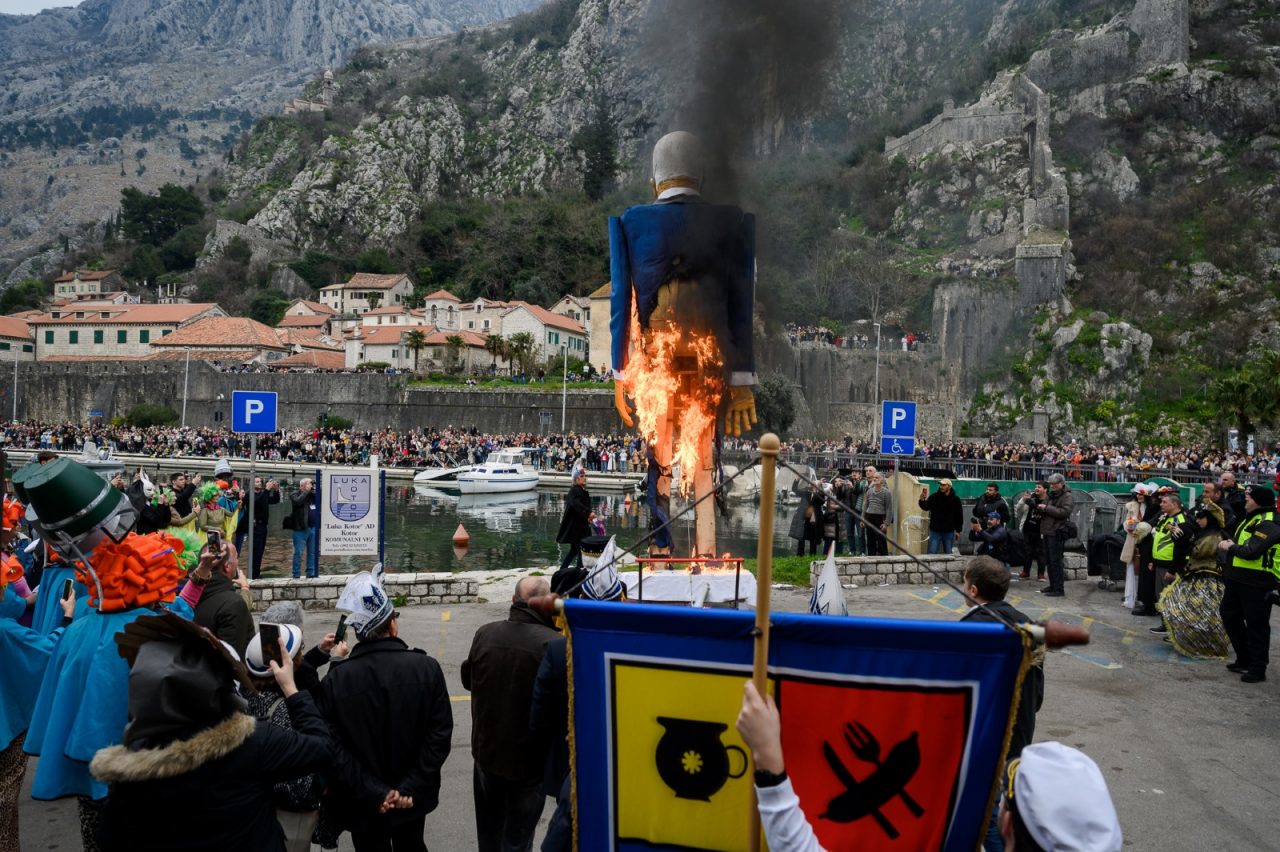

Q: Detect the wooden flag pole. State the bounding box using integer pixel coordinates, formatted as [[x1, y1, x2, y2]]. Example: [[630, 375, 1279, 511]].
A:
[[749, 432, 780, 852]]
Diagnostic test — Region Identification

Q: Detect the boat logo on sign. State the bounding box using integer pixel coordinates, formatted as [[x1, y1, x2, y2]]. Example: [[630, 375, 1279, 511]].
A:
[[331, 475, 372, 522]]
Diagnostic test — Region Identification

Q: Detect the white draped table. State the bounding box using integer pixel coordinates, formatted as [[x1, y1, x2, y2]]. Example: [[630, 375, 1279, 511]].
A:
[[621, 570, 757, 605]]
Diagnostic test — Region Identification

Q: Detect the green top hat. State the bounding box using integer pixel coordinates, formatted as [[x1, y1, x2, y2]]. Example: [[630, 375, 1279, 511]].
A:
[[12, 457, 131, 541]]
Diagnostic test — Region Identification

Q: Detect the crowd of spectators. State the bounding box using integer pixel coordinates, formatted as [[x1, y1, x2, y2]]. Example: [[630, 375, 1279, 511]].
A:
[[784, 323, 932, 351], [3, 421, 1277, 482], [0, 422, 648, 474]]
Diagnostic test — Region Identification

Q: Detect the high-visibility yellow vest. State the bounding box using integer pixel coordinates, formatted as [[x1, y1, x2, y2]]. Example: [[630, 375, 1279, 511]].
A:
[[1152, 512, 1186, 562], [1232, 511, 1280, 580]]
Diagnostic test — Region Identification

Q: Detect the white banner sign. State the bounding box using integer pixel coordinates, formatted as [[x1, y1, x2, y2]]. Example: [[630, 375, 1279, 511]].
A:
[[319, 470, 380, 555]]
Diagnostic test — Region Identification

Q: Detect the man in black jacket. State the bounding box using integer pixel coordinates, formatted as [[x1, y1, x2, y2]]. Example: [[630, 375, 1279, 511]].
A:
[[1216, 485, 1280, 684], [971, 483, 1011, 525], [236, 477, 280, 579], [319, 572, 453, 851], [918, 478, 964, 554], [462, 577, 560, 852], [191, 538, 254, 656], [960, 556, 1045, 851]]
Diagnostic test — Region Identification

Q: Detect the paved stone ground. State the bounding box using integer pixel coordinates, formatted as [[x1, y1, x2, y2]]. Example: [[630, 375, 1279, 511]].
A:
[[19, 572, 1280, 850]]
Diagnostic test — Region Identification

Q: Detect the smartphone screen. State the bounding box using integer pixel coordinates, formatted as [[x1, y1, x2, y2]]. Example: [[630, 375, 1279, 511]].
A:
[[334, 614, 348, 644], [61, 578, 74, 601], [260, 623, 283, 667]]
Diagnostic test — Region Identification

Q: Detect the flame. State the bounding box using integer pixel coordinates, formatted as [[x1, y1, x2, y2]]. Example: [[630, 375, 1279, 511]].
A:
[[624, 304, 724, 497]]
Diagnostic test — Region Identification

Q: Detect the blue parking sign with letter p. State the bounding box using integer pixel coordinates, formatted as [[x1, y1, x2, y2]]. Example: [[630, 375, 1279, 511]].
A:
[[880, 400, 916, 438], [232, 391, 278, 433]]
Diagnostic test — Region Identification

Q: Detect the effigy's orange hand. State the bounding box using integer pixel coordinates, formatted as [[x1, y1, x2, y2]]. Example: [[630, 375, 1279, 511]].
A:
[[615, 383, 634, 428], [724, 386, 757, 437]]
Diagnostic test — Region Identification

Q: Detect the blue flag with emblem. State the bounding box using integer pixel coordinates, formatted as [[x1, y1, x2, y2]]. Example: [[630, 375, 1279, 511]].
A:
[[565, 599, 1029, 851]]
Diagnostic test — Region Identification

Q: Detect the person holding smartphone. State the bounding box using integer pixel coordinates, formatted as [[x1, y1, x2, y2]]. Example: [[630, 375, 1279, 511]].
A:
[[93, 614, 334, 852], [190, 533, 253, 656]]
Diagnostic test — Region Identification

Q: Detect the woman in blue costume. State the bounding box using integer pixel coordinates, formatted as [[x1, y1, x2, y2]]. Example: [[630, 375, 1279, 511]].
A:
[[22, 537, 198, 851], [0, 574, 78, 852]]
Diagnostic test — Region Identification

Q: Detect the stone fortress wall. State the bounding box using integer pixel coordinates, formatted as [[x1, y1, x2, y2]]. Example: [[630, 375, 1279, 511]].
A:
[[875, 0, 1189, 428]]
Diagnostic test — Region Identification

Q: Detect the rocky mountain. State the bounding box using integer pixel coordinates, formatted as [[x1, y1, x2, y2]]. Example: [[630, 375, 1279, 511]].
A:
[[6, 0, 1277, 441], [217, 0, 1278, 440], [0, 0, 540, 271]]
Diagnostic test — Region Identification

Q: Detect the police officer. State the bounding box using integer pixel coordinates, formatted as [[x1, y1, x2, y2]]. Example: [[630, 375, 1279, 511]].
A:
[[1146, 491, 1194, 634], [1216, 485, 1280, 683]]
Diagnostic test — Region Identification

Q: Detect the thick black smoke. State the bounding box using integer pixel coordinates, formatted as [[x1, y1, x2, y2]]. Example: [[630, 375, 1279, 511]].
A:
[[644, 0, 842, 202]]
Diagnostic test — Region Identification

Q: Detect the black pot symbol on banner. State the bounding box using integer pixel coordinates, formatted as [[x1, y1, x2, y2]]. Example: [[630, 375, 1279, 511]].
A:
[[655, 717, 748, 801]]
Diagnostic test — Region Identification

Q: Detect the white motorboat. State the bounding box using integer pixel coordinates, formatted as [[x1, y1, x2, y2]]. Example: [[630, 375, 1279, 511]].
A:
[[413, 465, 470, 484], [455, 449, 540, 494]]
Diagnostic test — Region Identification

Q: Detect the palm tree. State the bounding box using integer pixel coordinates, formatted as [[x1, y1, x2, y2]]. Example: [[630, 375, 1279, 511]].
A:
[[506, 332, 536, 379], [483, 333, 507, 375], [445, 334, 464, 374], [404, 329, 427, 373], [1209, 372, 1258, 440]]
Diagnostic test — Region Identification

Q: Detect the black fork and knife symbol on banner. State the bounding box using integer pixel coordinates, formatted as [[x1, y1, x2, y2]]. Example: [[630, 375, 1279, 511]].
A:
[[821, 721, 924, 839]]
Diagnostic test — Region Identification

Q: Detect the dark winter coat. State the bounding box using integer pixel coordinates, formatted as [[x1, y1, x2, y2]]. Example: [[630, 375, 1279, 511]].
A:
[[971, 494, 1011, 525], [193, 571, 255, 656], [237, 486, 281, 536], [961, 601, 1043, 759], [1039, 486, 1075, 538], [462, 603, 560, 783], [288, 488, 314, 531], [556, 484, 592, 545], [93, 694, 333, 852], [919, 489, 964, 534], [529, 636, 569, 797], [314, 636, 453, 832], [968, 523, 1012, 563]]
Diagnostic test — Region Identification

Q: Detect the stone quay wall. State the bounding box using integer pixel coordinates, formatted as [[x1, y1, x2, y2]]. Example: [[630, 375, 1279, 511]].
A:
[[11, 361, 619, 433], [812, 554, 1089, 588], [248, 572, 479, 613]]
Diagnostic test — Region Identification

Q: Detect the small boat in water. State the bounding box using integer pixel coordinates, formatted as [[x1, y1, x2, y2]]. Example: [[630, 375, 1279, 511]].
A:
[[455, 449, 540, 494]]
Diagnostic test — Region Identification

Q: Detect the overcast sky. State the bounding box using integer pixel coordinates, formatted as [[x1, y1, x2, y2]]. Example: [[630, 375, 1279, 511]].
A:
[[0, 0, 80, 15]]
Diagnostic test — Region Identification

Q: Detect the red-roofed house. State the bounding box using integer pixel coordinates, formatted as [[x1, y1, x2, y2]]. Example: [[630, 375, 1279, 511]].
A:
[[272, 349, 346, 371], [52, 269, 126, 300], [422, 289, 461, 330], [458, 297, 511, 335], [278, 299, 337, 335], [319, 273, 413, 316], [343, 325, 429, 370], [29, 303, 225, 360], [500, 301, 588, 362], [359, 305, 430, 328], [149, 316, 291, 363], [0, 316, 35, 361], [421, 329, 498, 373]]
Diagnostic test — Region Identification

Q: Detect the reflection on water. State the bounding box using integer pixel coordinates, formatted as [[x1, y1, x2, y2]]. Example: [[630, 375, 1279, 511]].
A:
[[376, 485, 800, 573]]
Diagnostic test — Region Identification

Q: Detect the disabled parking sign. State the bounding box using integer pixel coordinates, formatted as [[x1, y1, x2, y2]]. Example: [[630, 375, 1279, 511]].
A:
[[880, 400, 916, 455]]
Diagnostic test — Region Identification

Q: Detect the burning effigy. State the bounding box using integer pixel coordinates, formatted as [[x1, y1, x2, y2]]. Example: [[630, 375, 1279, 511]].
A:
[[610, 131, 757, 557]]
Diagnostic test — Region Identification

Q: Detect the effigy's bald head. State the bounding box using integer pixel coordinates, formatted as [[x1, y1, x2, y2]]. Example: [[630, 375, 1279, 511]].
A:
[[651, 131, 704, 199]]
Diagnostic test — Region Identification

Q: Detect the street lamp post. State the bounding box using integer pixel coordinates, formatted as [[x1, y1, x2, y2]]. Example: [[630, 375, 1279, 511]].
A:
[[873, 322, 882, 443], [560, 343, 568, 432], [11, 357, 17, 421], [181, 346, 191, 427]]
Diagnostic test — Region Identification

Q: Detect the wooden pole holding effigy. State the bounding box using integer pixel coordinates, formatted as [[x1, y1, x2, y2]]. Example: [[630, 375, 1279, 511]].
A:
[[748, 432, 780, 852]]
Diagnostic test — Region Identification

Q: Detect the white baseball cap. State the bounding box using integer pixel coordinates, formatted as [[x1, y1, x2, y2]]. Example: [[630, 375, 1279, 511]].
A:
[[1011, 742, 1122, 851]]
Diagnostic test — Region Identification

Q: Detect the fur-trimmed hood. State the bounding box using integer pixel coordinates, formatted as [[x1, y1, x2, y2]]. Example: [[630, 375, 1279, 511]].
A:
[[91, 713, 255, 783]]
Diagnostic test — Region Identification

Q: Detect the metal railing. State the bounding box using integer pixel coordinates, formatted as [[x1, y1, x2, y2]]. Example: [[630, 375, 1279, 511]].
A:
[[721, 451, 1260, 486]]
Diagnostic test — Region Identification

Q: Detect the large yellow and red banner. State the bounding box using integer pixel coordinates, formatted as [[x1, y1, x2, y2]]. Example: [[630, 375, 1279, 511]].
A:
[[567, 601, 1026, 851]]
